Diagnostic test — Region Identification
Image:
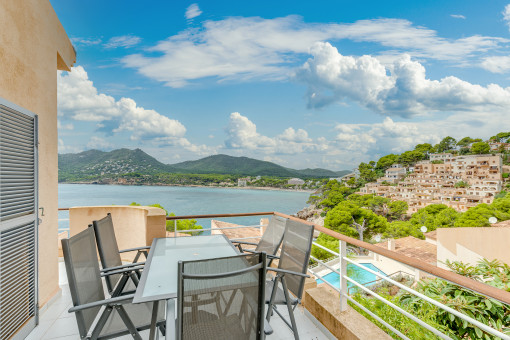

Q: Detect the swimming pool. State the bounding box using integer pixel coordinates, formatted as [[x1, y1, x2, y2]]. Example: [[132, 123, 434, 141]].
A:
[[316, 263, 387, 288]]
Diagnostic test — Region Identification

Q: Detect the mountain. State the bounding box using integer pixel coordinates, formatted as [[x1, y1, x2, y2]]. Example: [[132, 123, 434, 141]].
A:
[[170, 154, 349, 177], [58, 148, 174, 179], [58, 149, 348, 179]]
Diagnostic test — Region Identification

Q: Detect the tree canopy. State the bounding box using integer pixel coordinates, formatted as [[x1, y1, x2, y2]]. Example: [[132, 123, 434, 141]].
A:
[[471, 141, 490, 154], [436, 136, 457, 152]]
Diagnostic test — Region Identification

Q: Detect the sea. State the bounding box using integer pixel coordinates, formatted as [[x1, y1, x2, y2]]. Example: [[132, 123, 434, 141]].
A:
[[58, 183, 311, 232]]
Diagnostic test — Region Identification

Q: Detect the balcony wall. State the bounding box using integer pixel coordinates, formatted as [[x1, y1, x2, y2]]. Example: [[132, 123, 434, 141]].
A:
[[68, 205, 166, 261]]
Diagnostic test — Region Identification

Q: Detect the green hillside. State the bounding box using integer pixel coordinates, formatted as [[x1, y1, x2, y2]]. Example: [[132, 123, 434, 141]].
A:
[[59, 149, 347, 180], [172, 154, 293, 177], [58, 148, 174, 181]]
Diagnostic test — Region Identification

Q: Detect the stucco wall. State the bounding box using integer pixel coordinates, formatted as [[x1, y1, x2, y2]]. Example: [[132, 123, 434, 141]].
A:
[[69, 206, 167, 261], [0, 0, 75, 307], [437, 227, 510, 269]]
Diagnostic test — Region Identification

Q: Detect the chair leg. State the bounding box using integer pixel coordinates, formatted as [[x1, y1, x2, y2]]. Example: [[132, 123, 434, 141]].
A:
[[129, 271, 140, 286], [90, 306, 114, 340], [133, 251, 142, 263], [266, 277, 280, 323], [281, 277, 299, 340], [116, 305, 143, 340], [111, 273, 130, 297]]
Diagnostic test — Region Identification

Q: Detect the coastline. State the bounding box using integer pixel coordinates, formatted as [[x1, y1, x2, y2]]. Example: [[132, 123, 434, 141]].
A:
[[58, 181, 316, 193]]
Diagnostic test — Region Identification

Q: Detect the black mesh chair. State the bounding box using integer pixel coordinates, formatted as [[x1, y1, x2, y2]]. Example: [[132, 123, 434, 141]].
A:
[[232, 215, 287, 264], [266, 219, 314, 340], [91, 213, 149, 296], [176, 252, 267, 340], [61, 228, 165, 340]]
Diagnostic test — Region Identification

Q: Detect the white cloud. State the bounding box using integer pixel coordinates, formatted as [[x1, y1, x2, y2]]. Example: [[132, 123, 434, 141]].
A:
[[504, 4, 510, 30], [58, 66, 211, 154], [104, 35, 141, 49], [450, 14, 466, 19], [225, 112, 275, 149], [481, 55, 510, 73], [122, 16, 506, 87], [71, 37, 102, 47], [87, 136, 114, 150], [224, 112, 327, 155], [185, 4, 202, 20], [296, 42, 510, 117], [58, 139, 82, 154], [57, 120, 74, 130]]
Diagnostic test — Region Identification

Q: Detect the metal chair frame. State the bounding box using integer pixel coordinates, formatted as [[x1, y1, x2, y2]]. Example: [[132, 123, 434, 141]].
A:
[[265, 220, 314, 340], [91, 213, 150, 296], [232, 215, 288, 266], [62, 228, 165, 340], [176, 252, 268, 340]]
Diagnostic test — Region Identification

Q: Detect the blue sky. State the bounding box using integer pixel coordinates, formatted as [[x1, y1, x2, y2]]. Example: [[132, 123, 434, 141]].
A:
[[52, 0, 510, 170]]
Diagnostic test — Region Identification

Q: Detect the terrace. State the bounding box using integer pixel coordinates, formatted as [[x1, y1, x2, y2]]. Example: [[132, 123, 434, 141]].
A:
[[27, 207, 510, 339]]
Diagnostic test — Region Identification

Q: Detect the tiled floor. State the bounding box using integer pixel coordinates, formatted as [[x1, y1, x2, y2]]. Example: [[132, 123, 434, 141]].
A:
[[26, 261, 335, 340]]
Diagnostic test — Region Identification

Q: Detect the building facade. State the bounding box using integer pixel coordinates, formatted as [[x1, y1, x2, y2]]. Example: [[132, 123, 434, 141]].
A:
[[0, 1, 75, 338], [358, 154, 503, 214]]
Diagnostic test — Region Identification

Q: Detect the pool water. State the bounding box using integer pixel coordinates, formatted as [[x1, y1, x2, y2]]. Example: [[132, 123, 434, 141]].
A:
[[316, 263, 386, 288]]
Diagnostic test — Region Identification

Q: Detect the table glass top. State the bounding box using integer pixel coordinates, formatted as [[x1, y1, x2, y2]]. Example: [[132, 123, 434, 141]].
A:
[[134, 235, 238, 302]]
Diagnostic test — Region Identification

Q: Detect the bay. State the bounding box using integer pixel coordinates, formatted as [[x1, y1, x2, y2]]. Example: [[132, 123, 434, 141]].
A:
[[58, 183, 311, 231]]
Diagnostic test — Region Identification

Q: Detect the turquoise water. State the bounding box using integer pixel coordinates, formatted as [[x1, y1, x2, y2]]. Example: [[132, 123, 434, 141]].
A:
[[316, 263, 386, 288], [58, 184, 310, 231]]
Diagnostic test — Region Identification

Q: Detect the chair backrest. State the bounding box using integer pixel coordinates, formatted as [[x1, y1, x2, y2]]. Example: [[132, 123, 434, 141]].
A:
[[91, 213, 122, 292], [61, 228, 105, 338], [255, 215, 287, 255], [177, 253, 266, 340], [278, 219, 314, 300]]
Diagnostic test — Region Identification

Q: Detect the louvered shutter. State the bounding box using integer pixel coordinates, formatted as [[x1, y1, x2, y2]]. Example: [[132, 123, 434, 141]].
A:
[[0, 98, 38, 340]]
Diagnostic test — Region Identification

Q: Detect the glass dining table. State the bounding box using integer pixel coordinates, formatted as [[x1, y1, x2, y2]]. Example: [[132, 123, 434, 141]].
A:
[[133, 234, 240, 340]]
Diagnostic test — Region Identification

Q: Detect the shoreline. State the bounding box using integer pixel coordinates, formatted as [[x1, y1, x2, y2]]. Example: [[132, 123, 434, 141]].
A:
[[58, 181, 315, 193]]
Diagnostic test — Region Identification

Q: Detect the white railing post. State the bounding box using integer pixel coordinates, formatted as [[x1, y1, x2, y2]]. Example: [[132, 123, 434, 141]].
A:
[[173, 220, 177, 238], [339, 240, 348, 311]]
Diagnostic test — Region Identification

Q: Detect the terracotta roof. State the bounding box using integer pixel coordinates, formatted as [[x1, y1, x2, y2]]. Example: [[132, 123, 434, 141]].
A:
[[424, 230, 437, 241], [491, 219, 510, 227], [375, 236, 437, 265], [211, 220, 262, 241]]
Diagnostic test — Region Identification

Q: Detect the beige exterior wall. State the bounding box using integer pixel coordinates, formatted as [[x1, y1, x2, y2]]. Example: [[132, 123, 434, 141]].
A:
[[69, 206, 167, 262], [0, 1, 75, 307], [436, 227, 510, 269]]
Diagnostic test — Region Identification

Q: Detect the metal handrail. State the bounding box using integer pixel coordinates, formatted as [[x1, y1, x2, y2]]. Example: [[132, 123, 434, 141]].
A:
[[58, 207, 510, 305], [274, 211, 510, 306]]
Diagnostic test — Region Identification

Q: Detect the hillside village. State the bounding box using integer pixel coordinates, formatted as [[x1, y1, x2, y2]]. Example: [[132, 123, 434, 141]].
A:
[[337, 139, 510, 215]]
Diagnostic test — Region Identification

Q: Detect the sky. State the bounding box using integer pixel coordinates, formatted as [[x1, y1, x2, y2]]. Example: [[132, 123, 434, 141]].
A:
[[52, 0, 510, 171]]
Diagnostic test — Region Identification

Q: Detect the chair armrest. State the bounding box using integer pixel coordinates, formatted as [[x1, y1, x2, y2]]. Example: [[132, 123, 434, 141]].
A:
[[119, 246, 150, 253], [68, 294, 135, 312], [230, 240, 258, 246], [100, 265, 144, 277], [267, 268, 310, 278], [100, 262, 145, 273]]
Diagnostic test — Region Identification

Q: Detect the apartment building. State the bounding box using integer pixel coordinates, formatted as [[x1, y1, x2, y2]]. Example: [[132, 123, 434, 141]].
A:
[[489, 142, 510, 151], [429, 153, 455, 162], [358, 154, 503, 214]]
